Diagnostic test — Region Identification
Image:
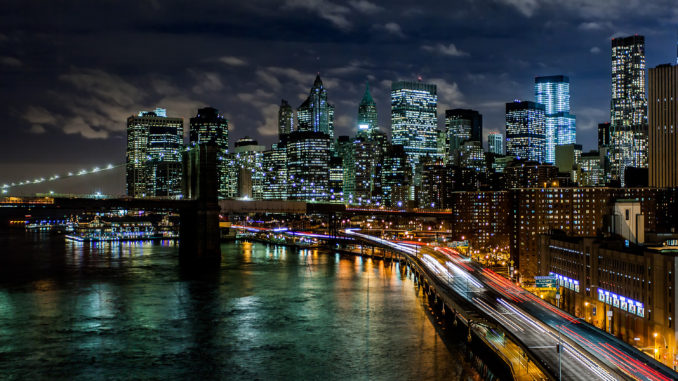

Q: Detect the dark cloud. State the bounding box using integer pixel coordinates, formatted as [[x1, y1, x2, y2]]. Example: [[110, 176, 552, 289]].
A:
[[0, 0, 677, 194]]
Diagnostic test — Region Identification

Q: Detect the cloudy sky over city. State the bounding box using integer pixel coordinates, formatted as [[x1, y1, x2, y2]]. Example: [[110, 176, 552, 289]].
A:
[[1, 0, 677, 193]]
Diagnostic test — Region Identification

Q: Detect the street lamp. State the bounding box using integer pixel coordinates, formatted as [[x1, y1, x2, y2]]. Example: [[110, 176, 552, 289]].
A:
[[654, 332, 668, 362]]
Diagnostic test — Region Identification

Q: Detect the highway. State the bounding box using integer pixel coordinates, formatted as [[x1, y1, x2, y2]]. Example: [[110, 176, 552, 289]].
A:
[[345, 229, 678, 381]]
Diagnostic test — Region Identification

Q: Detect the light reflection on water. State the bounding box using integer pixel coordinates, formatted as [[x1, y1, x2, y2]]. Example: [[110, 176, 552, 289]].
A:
[[0, 232, 479, 380]]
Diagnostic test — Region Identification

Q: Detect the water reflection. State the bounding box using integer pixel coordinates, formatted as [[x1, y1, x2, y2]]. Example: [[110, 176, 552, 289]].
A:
[[0, 232, 478, 379]]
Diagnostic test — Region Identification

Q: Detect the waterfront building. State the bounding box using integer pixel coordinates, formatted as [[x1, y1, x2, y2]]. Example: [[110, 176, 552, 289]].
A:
[[263, 144, 288, 200], [232, 137, 265, 199], [445, 109, 482, 162], [488, 132, 504, 155], [126, 109, 184, 198], [278, 99, 294, 138], [535, 75, 576, 164], [505, 101, 546, 163], [286, 131, 331, 202], [391, 81, 438, 174], [357, 83, 378, 140], [189, 107, 229, 198], [649, 64, 678, 187], [610, 35, 648, 184], [297, 74, 335, 139]]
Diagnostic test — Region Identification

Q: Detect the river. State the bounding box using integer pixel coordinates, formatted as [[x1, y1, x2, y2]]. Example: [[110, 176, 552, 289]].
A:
[[0, 231, 481, 380]]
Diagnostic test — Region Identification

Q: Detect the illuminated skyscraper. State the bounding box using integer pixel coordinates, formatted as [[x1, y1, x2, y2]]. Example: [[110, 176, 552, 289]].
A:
[[381, 144, 410, 207], [488, 132, 504, 155], [391, 81, 438, 171], [231, 137, 265, 199], [505, 101, 546, 163], [357, 82, 378, 139], [189, 107, 229, 198], [263, 143, 288, 200], [610, 35, 647, 184], [126, 109, 184, 198], [286, 131, 331, 202], [353, 137, 375, 205], [445, 109, 482, 161], [278, 99, 294, 138], [297, 74, 335, 139], [535, 75, 576, 164]]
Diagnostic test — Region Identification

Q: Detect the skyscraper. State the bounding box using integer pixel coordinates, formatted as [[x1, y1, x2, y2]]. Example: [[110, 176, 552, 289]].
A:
[[505, 101, 546, 163], [286, 131, 331, 202], [598, 122, 611, 150], [648, 64, 678, 187], [189, 107, 229, 198], [610, 35, 648, 184], [535, 75, 576, 164], [263, 144, 288, 200], [297, 74, 335, 139], [357, 82, 378, 139], [126, 109, 184, 198], [278, 99, 294, 138], [391, 81, 438, 171], [353, 137, 375, 205], [445, 109, 482, 161], [381, 144, 410, 207], [231, 137, 265, 199], [488, 132, 504, 155]]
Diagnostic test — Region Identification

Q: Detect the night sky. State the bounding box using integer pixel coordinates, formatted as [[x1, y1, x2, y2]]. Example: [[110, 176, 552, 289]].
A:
[[1, 0, 677, 195]]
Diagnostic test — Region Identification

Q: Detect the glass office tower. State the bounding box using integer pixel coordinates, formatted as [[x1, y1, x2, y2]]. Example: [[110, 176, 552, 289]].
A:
[[535, 75, 576, 164]]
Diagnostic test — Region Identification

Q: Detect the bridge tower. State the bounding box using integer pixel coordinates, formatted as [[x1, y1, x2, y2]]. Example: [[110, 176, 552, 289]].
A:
[[180, 143, 221, 265]]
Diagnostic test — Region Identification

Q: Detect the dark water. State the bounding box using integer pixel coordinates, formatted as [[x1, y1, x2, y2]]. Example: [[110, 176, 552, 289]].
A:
[[0, 231, 479, 380]]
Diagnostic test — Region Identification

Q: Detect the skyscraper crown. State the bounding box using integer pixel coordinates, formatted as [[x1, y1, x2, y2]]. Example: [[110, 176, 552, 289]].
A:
[[360, 82, 375, 106]]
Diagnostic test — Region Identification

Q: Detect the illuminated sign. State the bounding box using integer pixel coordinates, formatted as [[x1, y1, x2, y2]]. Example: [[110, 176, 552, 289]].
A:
[[597, 288, 644, 318], [549, 272, 579, 292], [358, 124, 369, 130]]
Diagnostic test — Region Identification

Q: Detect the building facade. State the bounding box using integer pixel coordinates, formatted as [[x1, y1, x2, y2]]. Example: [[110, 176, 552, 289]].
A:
[[391, 81, 438, 173], [488, 132, 504, 155], [189, 107, 229, 198], [126, 109, 184, 198], [649, 64, 678, 187], [297, 75, 335, 139], [357, 83, 378, 140], [610, 35, 648, 184], [445, 109, 482, 162], [230, 137, 265, 199], [263, 144, 288, 200], [539, 232, 678, 366], [286, 131, 331, 202], [278, 99, 294, 138], [535, 75, 576, 164], [506, 101, 546, 163]]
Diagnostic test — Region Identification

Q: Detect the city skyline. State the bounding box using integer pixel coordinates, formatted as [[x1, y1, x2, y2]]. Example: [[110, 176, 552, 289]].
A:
[[2, 1, 678, 194]]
